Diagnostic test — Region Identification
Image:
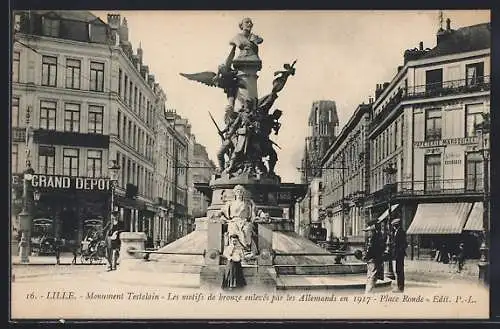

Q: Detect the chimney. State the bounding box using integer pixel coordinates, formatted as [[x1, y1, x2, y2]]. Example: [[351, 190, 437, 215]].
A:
[[375, 84, 383, 100], [437, 18, 453, 45], [107, 14, 121, 45], [419, 41, 423, 50], [137, 43, 143, 65], [368, 96, 374, 104], [107, 13, 121, 29], [148, 74, 155, 87]]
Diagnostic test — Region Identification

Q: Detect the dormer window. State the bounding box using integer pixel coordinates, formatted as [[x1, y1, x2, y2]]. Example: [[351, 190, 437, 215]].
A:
[[42, 17, 60, 37]]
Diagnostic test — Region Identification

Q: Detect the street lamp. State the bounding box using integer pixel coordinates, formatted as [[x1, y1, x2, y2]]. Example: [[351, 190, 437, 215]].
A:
[[382, 162, 397, 280], [18, 161, 35, 263], [108, 160, 121, 221], [476, 114, 490, 285]]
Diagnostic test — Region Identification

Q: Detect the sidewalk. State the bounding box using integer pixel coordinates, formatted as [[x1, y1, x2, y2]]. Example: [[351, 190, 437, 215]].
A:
[[405, 258, 479, 282], [11, 253, 107, 266]]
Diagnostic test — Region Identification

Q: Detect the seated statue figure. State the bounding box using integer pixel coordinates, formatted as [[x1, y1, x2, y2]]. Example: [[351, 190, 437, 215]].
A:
[[219, 185, 258, 256]]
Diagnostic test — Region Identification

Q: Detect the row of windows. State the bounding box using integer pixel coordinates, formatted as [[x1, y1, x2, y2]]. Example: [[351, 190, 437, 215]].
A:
[[370, 158, 402, 193], [424, 62, 485, 91], [423, 103, 484, 141], [118, 68, 156, 128], [424, 152, 484, 191], [14, 99, 104, 133], [37, 55, 105, 91], [372, 115, 404, 164], [11, 144, 103, 177], [116, 151, 155, 199], [117, 111, 154, 160]]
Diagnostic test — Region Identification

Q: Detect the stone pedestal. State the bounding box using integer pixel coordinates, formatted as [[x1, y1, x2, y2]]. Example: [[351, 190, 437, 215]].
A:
[[205, 222, 223, 265], [257, 224, 273, 266], [232, 58, 261, 109], [119, 232, 146, 270]]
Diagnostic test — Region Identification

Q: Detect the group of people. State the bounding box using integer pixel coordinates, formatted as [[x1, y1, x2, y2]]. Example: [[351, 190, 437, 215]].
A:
[[363, 217, 407, 294]]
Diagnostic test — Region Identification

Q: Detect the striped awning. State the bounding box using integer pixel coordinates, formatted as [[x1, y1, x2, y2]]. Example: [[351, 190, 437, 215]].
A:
[[377, 204, 400, 222], [464, 202, 483, 231], [407, 203, 472, 235]]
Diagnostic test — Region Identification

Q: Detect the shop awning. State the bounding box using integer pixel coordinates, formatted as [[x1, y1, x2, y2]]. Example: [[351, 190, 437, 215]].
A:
[[407, 203, 472, 235], [377, 204, 400, 222], [464, 202, 483, 231]]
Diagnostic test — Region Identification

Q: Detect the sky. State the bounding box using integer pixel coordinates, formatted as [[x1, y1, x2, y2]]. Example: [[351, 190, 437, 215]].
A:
[[93, 10, 490, 183]]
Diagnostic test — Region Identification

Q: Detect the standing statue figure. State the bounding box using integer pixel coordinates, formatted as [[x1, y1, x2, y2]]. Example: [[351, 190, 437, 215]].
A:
[[255, 109, 282, 175], [219, 185, 258, 256]]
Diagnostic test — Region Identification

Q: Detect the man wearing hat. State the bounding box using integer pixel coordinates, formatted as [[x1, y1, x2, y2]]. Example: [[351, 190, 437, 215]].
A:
[[105, 211, 125, 271], [391, 218, 407, 292], [363, 222, 383, 293]]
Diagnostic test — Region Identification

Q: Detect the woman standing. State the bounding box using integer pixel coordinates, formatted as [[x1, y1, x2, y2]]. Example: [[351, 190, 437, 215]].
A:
[[222, 234, 247, 290]]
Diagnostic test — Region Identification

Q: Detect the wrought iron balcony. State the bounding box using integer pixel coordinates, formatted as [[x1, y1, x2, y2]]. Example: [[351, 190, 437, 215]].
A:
[[394, 179, 484, 197], [370, 76, 490, 133], [406, 76, 490, 99]]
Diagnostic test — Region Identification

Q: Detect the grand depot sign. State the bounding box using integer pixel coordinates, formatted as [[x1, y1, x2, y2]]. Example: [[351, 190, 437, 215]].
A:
[[28, 174, 112, 191]]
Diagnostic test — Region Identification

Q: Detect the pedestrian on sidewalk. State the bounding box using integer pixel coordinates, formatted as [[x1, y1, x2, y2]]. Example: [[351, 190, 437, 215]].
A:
[[54, 237, 62, 265], [456, 242, 465, 273], [391, 218, 407, 293], [363, 224, 381, 294], [71, 244, 78, 265], [105, 212, 124, 271]]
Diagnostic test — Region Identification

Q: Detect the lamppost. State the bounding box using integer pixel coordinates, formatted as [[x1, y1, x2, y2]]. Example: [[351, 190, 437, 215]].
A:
[[18, 161, 35, 263], [108, 160, 121, 222], [383, 162, 397, 280], [476, 114, 490, 285]]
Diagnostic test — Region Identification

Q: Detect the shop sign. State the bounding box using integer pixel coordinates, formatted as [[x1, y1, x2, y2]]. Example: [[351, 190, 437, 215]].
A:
[[30, 174, 111, 191]]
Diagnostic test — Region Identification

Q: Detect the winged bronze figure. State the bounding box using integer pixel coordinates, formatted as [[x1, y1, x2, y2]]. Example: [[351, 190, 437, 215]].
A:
[[180, 64, 247, 99]]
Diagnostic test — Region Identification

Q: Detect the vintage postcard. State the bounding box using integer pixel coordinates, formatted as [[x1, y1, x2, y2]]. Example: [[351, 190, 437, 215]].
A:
[[10, 9, 491, 320]]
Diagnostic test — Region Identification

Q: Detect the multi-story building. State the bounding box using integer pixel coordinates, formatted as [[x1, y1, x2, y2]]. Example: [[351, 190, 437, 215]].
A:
[[366, 20, 490, 259], [189, 143, 216, 218], [165, 110, 190, 240], [12, 11, 120, 244], [296, 100, 338, 237], [10, 10, 173, 246], [321, 103, 372, 245]]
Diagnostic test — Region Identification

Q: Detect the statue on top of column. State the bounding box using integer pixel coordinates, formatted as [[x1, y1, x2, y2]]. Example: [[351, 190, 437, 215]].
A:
[[180, 17, 297, 179]]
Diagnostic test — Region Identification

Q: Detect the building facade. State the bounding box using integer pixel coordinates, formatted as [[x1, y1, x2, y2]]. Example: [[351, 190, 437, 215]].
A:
[[295, 100, 339, 237], [12, 11, 120, 245], [366, 20, 490, 259], [165, 110, 191, 240], [11, 11, 205, 249], [189, 143, 216, 218], [321, 103, 372, 245]]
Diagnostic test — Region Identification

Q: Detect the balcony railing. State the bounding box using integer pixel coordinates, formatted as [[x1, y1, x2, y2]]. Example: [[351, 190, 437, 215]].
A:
[[370, 76, 490, 132], [395, 179, 484, 196], [406, 76, 490, 99]]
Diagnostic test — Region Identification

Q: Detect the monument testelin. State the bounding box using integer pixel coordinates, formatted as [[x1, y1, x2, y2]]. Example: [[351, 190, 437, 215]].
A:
[[180, 17, 297, 261], [117, 17, 370, 290]]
